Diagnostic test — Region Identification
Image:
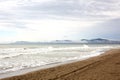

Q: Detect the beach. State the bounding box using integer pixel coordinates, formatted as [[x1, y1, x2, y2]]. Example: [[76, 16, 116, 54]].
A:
[[0, 49, 120, 80]]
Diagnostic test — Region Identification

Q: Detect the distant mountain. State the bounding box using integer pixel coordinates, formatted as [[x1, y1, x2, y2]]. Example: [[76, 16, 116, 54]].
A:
[[10, 38, 120, 44], [81, 38, 109, 43], [80, 38, 120, 44], [51, 40, 73, 43]]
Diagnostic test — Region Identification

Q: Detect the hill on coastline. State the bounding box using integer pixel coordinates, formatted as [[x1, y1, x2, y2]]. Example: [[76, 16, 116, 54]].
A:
[[9, 38, 120, 44]]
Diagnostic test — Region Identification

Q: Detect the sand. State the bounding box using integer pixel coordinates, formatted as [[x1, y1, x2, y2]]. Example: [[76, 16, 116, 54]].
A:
[[0, 49, 120, 80]]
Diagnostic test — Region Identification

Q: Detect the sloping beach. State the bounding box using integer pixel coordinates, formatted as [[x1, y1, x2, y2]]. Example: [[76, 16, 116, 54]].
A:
[[1, 49, 120, 80]]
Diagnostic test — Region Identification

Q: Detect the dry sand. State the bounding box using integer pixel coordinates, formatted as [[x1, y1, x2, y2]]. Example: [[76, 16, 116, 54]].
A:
[[0, 49, 120, 80]]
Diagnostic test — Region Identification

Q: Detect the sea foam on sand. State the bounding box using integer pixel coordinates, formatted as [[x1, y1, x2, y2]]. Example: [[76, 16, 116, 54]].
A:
[[0, 44, 120, 78]]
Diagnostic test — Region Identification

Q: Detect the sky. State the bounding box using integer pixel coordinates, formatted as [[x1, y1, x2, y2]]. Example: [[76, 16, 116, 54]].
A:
[[0, 0, 120, 43]]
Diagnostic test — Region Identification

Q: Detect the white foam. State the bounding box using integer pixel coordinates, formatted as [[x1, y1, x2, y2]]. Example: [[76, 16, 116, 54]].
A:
[[0, 44, 120, 74]]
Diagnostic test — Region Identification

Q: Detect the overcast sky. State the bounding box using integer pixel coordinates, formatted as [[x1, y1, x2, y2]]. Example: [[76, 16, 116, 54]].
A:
[[0, 0, 120, 43]]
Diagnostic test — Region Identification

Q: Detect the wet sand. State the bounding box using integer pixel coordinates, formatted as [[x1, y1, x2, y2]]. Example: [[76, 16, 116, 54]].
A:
[[1, 49, 120, 80]]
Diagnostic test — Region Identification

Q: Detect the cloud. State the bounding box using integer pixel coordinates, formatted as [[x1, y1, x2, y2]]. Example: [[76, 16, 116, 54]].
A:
[[15, 0, 120, 19], [0, 0, 120, 21], [0, 0, 120, 25], [0, 0, 120, 42], [82, 18, 120, 40]]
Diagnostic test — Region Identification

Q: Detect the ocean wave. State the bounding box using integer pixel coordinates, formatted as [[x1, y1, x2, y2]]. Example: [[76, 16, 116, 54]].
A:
[[0, 45, 117, 59], [0, 44, 120, 74]]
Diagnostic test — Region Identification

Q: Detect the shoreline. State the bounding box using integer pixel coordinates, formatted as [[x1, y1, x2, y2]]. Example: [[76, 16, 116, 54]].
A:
[[0, 49, 105, 79], [0, 49, 120, 80]]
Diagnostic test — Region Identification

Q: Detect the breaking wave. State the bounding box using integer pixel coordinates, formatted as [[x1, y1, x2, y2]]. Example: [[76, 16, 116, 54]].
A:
[[0, 44, 120, 73]]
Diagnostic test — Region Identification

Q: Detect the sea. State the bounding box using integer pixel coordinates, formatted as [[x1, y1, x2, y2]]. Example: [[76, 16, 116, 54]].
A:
[[0, 43, 120, 74]]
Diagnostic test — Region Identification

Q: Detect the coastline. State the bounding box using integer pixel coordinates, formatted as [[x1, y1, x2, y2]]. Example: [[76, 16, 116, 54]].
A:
[[0, 49, 120, 80]]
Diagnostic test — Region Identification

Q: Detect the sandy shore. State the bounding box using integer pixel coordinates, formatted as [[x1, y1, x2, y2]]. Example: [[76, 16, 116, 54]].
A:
[[0, 49, 120, 80]]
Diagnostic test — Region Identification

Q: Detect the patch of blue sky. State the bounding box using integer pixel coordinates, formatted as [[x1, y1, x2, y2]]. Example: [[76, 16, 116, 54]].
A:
[[0, 30, 17, 37]]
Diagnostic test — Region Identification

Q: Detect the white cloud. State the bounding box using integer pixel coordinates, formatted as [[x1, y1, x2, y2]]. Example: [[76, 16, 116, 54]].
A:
[[12, 19, 98, 41], [0, 0, 18, 10], [0, 0, 120, 20], [0, 0, 120, 42]]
